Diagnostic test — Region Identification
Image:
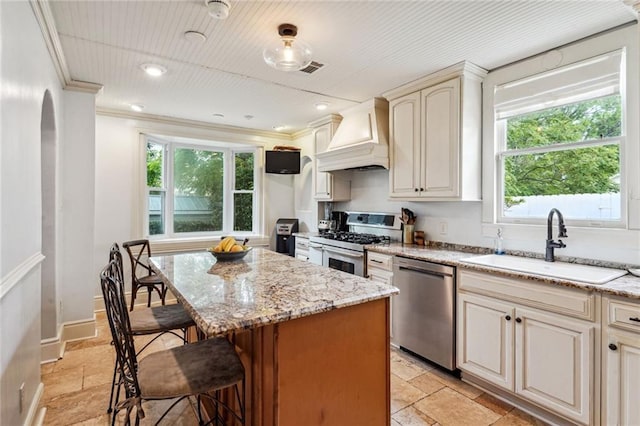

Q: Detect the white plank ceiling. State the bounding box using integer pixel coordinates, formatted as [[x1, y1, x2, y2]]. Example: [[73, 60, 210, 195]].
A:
[[48, 0, 635, 133]]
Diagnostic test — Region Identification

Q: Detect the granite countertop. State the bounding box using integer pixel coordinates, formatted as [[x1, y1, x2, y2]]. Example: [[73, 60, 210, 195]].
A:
[[367, 243, 640, 300], [150, 248, 398, 337]]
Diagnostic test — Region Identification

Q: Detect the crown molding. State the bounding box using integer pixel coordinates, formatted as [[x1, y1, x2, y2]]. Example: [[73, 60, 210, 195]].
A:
[[96, 107, 293, 141], [29, 0, 103, 94], [65, 80, 104, 95]]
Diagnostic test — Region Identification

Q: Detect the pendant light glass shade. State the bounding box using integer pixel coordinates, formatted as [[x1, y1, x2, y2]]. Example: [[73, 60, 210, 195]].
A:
[[263, 24, 312, 72]]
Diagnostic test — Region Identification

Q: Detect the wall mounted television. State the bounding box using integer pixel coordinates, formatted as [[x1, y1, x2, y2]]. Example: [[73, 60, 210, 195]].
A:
[[265, 150, 300, 174]]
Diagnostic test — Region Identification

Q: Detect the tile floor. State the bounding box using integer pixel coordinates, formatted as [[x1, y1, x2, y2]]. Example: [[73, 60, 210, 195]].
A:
[[39, 312, 546, 425]]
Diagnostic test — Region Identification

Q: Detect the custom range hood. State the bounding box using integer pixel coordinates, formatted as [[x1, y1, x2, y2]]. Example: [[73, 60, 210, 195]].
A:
[[316, 97, 389, 172]]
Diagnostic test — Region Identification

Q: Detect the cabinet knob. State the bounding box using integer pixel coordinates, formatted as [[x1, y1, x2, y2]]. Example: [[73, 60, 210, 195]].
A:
[[629, 317, 640, 323], [515, 317, 522, 323], [414, 188, 419, 192], [609, 343, 618, 351], [505, 315, 511, 321], [420, 188, 424, 191]]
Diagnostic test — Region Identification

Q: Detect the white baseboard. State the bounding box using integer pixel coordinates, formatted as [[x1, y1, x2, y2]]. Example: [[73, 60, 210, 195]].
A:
[[93, 289, 176, 312], [24, 382, 44, 426], [40, 317, 96, 363], [32, 408, 46, 426]]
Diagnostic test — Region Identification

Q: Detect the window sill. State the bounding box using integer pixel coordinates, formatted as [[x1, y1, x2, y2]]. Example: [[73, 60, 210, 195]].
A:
[[150, 235, 270, 255]]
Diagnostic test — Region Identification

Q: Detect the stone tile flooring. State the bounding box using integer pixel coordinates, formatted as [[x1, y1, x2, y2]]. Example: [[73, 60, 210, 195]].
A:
[[39, 312, 546, 425]]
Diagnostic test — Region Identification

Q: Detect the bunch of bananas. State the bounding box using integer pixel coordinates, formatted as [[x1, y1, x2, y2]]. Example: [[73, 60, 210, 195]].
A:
[[210, 236, 246, 253]]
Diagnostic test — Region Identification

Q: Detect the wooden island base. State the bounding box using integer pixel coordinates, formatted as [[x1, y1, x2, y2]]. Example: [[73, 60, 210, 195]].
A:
[[218, 298, 391, 426]]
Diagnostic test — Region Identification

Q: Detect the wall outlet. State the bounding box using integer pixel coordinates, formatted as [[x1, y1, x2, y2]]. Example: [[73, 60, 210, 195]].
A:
[[19, 382, 25, 413], [439, 221, 448, 235]]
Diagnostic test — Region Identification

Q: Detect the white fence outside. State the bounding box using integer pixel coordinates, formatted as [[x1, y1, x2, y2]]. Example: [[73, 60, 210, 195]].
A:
[[504, 193, 620, 220]]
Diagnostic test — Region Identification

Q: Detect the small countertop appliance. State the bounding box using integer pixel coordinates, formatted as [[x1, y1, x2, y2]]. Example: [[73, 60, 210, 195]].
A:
[[275, 218, 299, 257]]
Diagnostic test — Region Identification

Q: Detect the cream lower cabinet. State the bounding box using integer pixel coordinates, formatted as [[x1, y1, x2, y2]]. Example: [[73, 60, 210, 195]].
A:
[[458, 293, 514, 389], [458, 271, 595, 425], [366, 251, 394, 285], [295, 236, 310, 261], [602, 296, 640, 426], [366, 251, 394, 340]]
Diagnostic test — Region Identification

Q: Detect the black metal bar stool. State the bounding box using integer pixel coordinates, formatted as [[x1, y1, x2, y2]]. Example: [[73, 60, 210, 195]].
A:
[[100, 258, 245, 425], [122, 239, 166, 311], [106, 243, 196, 418]]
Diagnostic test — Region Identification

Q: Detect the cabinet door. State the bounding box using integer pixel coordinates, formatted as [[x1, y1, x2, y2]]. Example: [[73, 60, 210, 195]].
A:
[[314, 124, 333, 199], [515, 307, 593, 425], [603, 329, 640, 426], [421, 78, 460, 197], [389, 93, 421, 197], [457, 293, 514, 390]]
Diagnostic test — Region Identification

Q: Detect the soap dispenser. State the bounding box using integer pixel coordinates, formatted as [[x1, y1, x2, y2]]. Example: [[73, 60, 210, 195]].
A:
[[494, 228, 505, 255]]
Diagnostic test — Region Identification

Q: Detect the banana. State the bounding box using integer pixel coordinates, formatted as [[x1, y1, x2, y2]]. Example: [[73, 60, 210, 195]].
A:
[[221, 236, 236, 252]]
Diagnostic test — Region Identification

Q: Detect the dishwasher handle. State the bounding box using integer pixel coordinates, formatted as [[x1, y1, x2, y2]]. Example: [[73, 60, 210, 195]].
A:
[[394, 257, 454, 277], [397, 265, 450, 278]]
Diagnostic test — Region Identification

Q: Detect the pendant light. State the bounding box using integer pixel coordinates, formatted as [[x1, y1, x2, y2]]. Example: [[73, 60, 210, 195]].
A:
[[263, 24, 312, 72]]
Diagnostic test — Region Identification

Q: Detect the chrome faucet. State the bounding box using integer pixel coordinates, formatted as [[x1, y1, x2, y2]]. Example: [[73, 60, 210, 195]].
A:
[[545, 208, 568, 262]]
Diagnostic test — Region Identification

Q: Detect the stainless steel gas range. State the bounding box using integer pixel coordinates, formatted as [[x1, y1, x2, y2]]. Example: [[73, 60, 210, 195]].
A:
[[309, 212, 400, 277]]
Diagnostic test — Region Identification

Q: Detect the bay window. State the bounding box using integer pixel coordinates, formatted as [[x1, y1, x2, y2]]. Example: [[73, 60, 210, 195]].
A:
[[145, 136, 259, 238]]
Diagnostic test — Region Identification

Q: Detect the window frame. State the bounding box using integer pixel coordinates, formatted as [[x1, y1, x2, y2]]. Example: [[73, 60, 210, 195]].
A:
[[481, 30, 639, 234], [142, 135, 261, 240], [495, 100, 625, 227]]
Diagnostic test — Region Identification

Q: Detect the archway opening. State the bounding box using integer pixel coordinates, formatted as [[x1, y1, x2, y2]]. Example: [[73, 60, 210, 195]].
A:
[[41, 90, 58, 340]]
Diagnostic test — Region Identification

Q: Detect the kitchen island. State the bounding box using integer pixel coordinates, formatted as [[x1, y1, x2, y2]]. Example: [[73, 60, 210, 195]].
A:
[[150, 248, 398, 426]]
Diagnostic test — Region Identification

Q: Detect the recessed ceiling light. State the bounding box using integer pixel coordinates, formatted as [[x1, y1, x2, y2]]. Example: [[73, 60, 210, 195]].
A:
[[130, 104, 145, 112], [212, 113, 225, 118], [315, 102, 330, 111], [184, 31, 207, 43], [273, 125, 287, 131], [140, 63, 167, 77]]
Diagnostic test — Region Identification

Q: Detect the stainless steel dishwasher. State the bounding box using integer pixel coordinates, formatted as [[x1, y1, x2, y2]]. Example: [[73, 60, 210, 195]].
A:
[[393, 256, 456, 371]]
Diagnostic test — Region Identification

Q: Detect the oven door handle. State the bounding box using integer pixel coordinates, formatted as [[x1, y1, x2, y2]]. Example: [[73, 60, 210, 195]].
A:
[[322, 246, 364, 259]]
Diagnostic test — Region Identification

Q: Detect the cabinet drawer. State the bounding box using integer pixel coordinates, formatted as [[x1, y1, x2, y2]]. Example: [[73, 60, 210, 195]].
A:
[[458, 269, 595, 321], [295, 238, 309, 250], [367, 252, 393, 272], [369, 270, 393, 285], [607, 298, 640, 332]]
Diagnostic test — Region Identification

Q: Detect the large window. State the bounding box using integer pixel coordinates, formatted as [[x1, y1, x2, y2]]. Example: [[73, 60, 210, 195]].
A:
[[145, 136, 258, 237], [494, 50, 624, 225]]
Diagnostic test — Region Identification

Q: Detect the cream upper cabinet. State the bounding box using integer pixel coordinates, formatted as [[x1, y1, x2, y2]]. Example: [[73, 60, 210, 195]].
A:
[[389, 92, 421, 197], [421, 79, 460, 197], [457, 270, 595, 425], [602, 296, 640, 426], [384, 62, 486, 201], [311, 116, 350, 201]]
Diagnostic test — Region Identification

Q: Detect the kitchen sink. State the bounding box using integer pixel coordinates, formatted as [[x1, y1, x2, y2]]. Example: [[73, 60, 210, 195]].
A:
[[460, 254, 627, 284]]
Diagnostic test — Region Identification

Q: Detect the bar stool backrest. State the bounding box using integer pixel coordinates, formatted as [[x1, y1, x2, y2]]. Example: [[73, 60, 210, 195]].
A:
[[122, 239, 155, 280], [100, 260, 141, 401], [109, 243, 124, 283]]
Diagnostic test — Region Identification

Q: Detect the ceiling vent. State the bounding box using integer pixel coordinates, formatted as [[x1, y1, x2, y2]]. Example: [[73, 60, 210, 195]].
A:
[[299, 61, 324, 74]]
